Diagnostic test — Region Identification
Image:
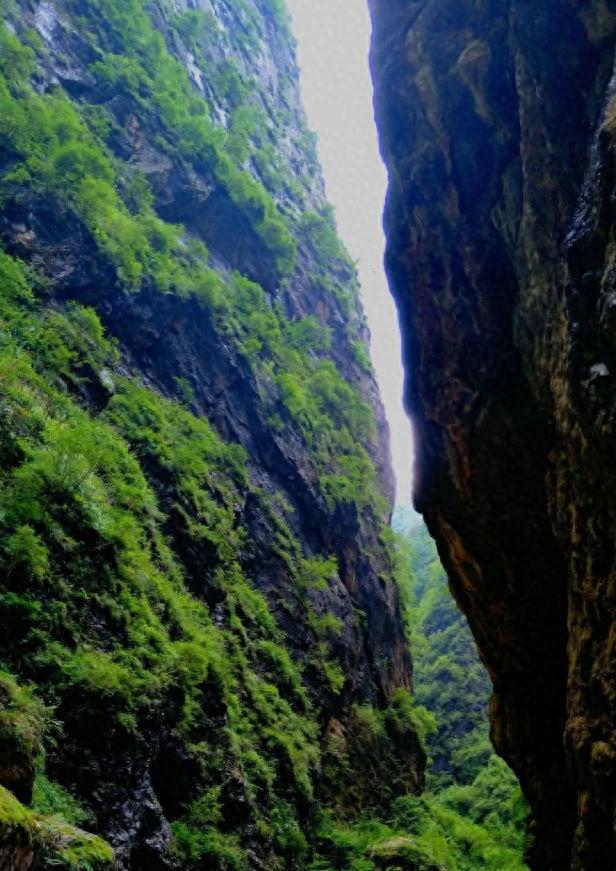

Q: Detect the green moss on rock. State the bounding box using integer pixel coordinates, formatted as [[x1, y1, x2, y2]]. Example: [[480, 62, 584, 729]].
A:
[[42, 818, 115, 871], [367, 836, 445, 871], [0, 785, 115, 871]]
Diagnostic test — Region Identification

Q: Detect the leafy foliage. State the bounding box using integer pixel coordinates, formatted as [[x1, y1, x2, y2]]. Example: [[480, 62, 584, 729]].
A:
[[222, 271, 380, 511], [0, 247, 346, 865], [70, 0, 297, 275], [32, 775, 92, 826], [389, 509, 530, 868], [0, 784, 114, 870], [0, 5, 489, 871], [392, 510, 496, 784], [300, 210, 349, 266], [309, 513, 530, 871], [0, 671, 48, 780], [0, 14, 383, 516]]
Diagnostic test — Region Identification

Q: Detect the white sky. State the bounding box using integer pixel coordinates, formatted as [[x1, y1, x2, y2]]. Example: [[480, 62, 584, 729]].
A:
[[286, 0, 413, 505]]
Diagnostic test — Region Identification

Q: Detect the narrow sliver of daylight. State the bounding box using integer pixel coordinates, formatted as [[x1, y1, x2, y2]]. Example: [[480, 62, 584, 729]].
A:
[[286, 0, 412, 506]]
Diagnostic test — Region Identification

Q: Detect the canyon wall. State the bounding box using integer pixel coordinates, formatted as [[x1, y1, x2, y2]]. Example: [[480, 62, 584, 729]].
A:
[[370, 1, 616, 867], [0, 1, 423, 868]]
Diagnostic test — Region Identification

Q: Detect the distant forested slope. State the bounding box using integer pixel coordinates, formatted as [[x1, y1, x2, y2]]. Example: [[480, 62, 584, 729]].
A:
[[305, 511, 531, 870], [387, 507, 530, 871]]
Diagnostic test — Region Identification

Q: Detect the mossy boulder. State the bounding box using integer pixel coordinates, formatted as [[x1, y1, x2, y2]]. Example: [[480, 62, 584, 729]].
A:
[[0, 786, 115, 871], [0, 785, 36, 871], [366, 836, 445, 871], [38, 817, 115, 871]]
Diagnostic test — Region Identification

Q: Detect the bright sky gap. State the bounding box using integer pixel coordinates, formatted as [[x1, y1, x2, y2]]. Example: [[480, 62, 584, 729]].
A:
[[286, 0, 413, 506]]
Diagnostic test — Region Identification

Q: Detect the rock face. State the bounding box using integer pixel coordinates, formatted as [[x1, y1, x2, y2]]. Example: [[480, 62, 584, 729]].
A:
[[370, 1, 616, 868], [0, 1, 423, 868]]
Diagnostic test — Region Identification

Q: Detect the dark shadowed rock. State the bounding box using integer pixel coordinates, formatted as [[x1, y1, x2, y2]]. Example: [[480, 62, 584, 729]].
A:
[[370, 1, 616, 867]]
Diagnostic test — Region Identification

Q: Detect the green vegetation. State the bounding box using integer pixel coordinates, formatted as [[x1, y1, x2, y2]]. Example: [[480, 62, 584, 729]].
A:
[[394, 512, 493, 784], [0, 14, 381, 516], [0, 2, 530, 869], [76, 0, 296, 275], [300, 209, 351, 267], [0, 785, 114, 870], [44, 820, 116, 871], [0, 236, 388, 871], [171, 787, 247, 870], [208, 267, 380, 511], [0, 29, 218, 292], [351, 340, 374, 375], [0, 671, 47, 767], [389, 510, 529, 869], [0, 784, 36, 833], [304, 513, 530, 871], [262, 0, 291, 28], [32, 774, 92, 826], [0, 242, 360, 866], [172, 9, 219, 54]]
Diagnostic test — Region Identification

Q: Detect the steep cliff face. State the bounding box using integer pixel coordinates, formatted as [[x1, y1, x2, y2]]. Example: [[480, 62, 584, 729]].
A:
[[370, 1, 616, 868], [0, 2, 423, 868]]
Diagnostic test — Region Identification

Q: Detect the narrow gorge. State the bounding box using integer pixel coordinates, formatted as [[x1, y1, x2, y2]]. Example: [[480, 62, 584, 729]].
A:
[[0, 1, 615, 870]]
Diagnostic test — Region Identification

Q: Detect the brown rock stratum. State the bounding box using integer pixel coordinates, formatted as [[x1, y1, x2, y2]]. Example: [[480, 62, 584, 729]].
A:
[[370, 1, 616, 868]]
